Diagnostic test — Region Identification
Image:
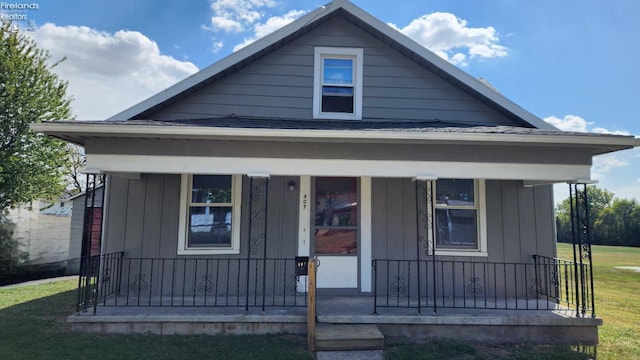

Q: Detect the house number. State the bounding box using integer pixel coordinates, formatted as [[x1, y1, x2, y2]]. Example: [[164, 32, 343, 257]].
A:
[[303, 194, 307, 210]]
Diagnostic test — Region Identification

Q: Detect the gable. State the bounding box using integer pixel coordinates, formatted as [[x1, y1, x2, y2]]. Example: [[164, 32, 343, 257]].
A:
[[141, 15, 522, 127]]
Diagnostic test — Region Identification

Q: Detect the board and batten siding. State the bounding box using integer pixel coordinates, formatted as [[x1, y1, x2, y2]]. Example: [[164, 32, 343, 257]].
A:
[[104, 174, 299, 258], [146, 16, 519, 126], [102, 174, 300, 297], [371, 178, 556, 262], [370, 178, 557, 297]]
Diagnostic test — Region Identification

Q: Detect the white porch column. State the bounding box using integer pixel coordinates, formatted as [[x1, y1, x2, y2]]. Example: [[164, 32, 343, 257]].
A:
[[360, 176, 372, 292]]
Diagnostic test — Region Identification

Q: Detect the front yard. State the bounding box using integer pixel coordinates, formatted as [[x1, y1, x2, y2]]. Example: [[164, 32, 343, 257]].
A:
[[4, 243, 637, 359]]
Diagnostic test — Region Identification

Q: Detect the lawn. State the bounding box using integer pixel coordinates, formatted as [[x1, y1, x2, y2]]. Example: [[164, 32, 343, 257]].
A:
[[3, 244, 637, 359], [557, 243, 640, 360]]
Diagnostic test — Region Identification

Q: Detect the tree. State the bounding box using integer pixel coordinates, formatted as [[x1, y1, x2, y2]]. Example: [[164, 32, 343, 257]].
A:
[[556, 185, 640, 247], [0, 22, 74, 213], [555, 186, 614, 244]]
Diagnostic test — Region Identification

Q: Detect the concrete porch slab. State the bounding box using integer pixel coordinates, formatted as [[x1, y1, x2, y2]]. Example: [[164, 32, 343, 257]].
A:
[[68, 295, 602, 344]]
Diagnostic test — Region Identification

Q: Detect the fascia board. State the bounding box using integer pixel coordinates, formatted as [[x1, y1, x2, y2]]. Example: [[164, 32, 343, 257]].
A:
[[31, 122, 639, 150]]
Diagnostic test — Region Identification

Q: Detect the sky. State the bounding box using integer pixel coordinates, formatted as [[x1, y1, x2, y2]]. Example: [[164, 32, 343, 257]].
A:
[[3, 0, 639, 203]]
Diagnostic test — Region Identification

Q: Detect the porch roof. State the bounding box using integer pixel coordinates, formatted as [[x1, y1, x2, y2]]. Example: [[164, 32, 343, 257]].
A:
[[32, 118, 639, 156]]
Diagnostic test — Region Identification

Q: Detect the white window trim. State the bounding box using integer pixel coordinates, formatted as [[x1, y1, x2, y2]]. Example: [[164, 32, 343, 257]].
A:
[[434, 179, 487, 257], [313, 47, 363, 120], [177, 174, 242, 255]]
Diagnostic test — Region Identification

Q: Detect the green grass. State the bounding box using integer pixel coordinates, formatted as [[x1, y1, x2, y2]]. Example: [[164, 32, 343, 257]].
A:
[[557, 243, 640, 360], [6, 245, 638, 359], [0, 280, 311, 360]]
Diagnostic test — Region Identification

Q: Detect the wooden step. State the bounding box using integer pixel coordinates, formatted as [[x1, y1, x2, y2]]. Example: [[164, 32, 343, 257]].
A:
[[315, 324, 384, 351]]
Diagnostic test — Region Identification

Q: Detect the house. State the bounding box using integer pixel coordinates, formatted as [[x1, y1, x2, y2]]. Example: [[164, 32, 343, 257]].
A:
[[33, 0, 639, 346], [3, 185, 103, 277], [7, 198, 72, 274]]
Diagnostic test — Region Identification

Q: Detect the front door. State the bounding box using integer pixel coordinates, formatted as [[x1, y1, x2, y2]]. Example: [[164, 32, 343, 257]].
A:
[[312, 177, 359, 288]]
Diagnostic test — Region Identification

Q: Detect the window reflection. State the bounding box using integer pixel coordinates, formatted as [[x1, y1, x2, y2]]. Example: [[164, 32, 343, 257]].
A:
[[315, 229, 357, 254], [436, 179, 475, 206], [314, 177, 358, 255]]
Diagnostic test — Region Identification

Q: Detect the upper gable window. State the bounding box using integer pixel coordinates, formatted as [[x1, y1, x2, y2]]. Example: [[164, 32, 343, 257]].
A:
[[313, 47, 363, 120]]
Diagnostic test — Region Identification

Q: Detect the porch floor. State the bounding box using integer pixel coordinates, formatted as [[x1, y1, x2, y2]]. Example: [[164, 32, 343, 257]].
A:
[[78, 294, 583, 316]]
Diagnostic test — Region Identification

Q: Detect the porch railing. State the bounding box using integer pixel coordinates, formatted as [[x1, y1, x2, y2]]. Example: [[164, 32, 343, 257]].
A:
[[77, 253, 308, 314], [532, 255, 595, 317], [372, 256, 594, 317]]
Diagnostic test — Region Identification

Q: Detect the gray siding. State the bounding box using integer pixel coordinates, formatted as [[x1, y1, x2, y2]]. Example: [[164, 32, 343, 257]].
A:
[[147, 16, 519, 126], [104, 174, 299, 258], [371, 178, 556, 297], [371, 179, 556, 262], [102, 174, 299, 297]]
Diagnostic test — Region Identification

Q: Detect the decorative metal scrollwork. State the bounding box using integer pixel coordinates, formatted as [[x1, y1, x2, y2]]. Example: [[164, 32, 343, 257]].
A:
[[130, 273, 148, 292], [529, 278, 546, 297], [466, 277, 482, 295], [197, 274, 215, 295], [102, 267, 111, 283], [250, 234, 265, 255], [416, 180, 435, 256], [390, 276, 407, 296], [250, 208, 265, 229], [287, 275, 305, 294], [250, 180, 267, 201]]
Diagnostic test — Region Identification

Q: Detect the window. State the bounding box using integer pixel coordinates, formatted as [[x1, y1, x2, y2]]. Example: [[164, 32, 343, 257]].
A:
[[434, 179, 487, 256], [313, 47, 363, 120], [313, 177, 358, 255], [178, 174, 242, 255]]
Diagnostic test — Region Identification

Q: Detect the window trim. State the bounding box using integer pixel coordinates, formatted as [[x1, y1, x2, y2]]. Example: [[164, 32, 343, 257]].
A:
[[177, 174, 242, 255], [313, 47, 363, 120], [433, 179, 487, 257]]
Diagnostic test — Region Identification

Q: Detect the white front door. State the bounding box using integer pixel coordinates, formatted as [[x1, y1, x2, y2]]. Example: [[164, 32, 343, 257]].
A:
[[312, 177, 359, 288]]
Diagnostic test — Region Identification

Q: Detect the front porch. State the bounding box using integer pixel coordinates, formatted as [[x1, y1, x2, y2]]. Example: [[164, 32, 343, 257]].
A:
[[71, 252, 601, 345]]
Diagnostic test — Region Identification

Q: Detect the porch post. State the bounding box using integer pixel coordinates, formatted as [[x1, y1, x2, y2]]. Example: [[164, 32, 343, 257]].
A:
[[245, 174, 270, 312], [414, 176, 437, 315], [76, 173, 105, 314], [568, 182, 596, 317]]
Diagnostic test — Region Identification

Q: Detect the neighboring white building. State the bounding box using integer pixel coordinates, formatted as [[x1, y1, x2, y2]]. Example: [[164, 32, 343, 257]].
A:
[[8, 198, 73, 271]]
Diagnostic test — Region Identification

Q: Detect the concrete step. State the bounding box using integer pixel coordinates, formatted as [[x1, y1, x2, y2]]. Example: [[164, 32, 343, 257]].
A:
[[315, 324, 384, 351]]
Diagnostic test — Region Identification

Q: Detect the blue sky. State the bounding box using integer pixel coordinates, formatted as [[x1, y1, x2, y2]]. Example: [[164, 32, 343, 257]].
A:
[[5, 0, 639, 201]]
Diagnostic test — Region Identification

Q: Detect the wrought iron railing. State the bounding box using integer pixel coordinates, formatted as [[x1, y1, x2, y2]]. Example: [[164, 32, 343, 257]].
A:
[[532, 255, 595, 317], [77, 252, 123, 314], [77, 253, 308, 314], [372, 256, 595, 317]]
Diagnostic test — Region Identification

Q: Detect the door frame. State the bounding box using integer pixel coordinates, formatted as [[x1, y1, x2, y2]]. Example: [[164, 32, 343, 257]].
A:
[[297, 175, 372, 292]]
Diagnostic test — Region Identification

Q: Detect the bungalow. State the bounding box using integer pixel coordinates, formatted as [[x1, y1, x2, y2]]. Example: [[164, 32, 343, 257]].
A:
[[33, 0, 639, 346]]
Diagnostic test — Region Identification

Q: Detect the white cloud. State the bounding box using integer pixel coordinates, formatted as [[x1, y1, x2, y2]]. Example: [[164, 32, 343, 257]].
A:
[[210, 16, 243, 33], [543, 115, 590, 132], [206, 0, 284, 53], [544, 115, 632, 136], [592, 155, 628, 179], [232, 9, 306, 52], [212, 40, 224, 54], [207, 0, 276, 33], [591, 127, 631, 136], [29, 24, 198, 119], [390, 12, 507, 67]]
